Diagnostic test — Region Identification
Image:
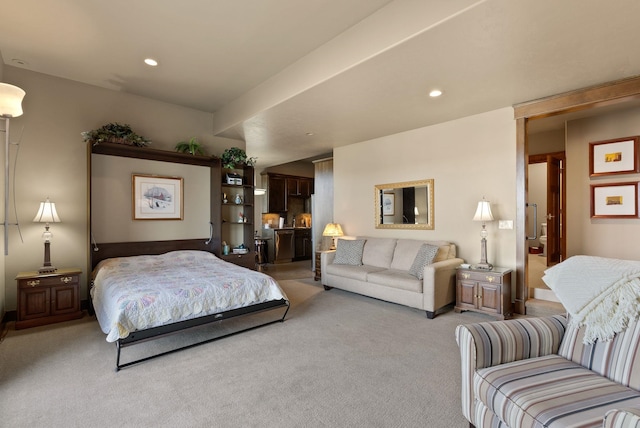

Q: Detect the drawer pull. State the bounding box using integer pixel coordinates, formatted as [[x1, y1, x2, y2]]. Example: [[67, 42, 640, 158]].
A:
[[486, 276, 495, 283], [28, 280, 40, 287], [462, 273, 470, 279], [60, 276, 73, 284]]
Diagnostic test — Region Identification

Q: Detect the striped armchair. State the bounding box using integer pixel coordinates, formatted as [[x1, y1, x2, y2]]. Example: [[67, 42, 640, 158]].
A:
[[456, 316, 640, 428]]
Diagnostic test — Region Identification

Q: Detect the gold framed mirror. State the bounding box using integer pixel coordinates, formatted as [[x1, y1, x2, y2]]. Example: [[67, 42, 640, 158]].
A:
[[374, 179, 434, 229]]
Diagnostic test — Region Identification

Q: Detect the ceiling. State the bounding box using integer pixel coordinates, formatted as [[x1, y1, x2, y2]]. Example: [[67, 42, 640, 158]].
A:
[[2, 0, 640, 167]]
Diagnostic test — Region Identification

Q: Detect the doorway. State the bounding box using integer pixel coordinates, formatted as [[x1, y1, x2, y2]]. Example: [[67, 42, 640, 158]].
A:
[[513, 75, 640, 315], [527, 152, 565, 299]]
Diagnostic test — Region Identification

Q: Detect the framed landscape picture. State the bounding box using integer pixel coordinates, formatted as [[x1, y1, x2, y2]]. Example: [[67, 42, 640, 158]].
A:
[[589, 136, 640, 177], [132, 174, 184, 220], [590, 182, 639, 218]]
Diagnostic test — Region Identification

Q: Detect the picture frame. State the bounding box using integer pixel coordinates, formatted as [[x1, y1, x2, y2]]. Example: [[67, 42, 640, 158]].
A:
[[132, 174, 184, 220], [590, 182, 638, 218], [589, 136, 640, 177], [382, 193, 395, 215]]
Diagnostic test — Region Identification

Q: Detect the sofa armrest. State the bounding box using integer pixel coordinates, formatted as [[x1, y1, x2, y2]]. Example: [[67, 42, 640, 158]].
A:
[[422, 257, 463, 314], [604, 408, 640, 428], [455, 315, 567, 423], [320, 250, 336, 286]]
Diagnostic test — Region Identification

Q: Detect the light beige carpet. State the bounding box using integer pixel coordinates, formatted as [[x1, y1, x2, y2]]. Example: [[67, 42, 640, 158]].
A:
[[0, 277, 488, 427]]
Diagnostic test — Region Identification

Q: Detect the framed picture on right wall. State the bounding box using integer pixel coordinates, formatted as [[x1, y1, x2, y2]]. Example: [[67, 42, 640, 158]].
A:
[[590, 182, 639, 218], [589, 136, 640, 176]]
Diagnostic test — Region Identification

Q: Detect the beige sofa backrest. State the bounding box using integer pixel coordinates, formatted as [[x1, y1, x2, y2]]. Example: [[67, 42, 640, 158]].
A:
[[350, 236, 456, 271], [359, 237, 397, 269], [389, 239, 455, 271]]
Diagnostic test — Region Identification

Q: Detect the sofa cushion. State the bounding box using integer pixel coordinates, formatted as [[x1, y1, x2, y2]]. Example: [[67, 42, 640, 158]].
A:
[[367, 269, 422, 293], [408, 244, 439, 279], [389, 240, 424, 270], [325, 263, 385, 281], [360, 237, 397, 269], [333, 239, 366, 265], [475, 354, 640, 428], [559, 319, 640, 391]]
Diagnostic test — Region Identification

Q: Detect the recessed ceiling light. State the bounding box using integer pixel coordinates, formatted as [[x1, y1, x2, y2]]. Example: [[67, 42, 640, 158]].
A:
[[429, 89, 443, 97], [11, 58, 28, 66], [306, 132, 314, 136], [144, 58, 158, 67]]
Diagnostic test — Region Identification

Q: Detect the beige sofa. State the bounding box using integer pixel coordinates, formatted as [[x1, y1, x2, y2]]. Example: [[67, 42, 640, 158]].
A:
[[321, 237, 463, 318]]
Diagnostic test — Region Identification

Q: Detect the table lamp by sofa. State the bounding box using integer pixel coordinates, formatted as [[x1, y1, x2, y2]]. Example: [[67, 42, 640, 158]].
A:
[[323, 223, 343, 250], [472, 198, 494, 270], [33, 197, 61, 273]]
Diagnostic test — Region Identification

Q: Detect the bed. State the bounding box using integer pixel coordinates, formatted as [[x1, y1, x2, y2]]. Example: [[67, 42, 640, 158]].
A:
[[90, 243, 289, 371]]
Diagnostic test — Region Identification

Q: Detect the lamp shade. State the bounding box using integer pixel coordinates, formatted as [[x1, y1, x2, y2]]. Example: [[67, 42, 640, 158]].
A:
[[0, 83, 26, 118], [322, 223, 344, 237], [473, 200, 494, 222], [33, 198, 61, 223]]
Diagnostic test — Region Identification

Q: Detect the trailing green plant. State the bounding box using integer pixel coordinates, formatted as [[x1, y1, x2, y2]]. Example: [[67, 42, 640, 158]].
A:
[[81, 122, 151, 147], [175, 137, 205, 155], [221, 147, 256, 169]]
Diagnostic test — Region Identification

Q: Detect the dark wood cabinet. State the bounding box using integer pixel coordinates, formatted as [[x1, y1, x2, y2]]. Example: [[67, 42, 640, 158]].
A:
[[287, 177, 313, 197], [294, 228, 312, 260], [16, 268, 83, 329], [455, 267, 512, 320], [266, 173, 313, 213], [267, 175, 287, 212]]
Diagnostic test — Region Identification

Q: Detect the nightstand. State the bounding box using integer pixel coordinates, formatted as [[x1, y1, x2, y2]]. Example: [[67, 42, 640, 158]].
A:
[[15, 268, 83, 329], [455, 267, 512, 320]]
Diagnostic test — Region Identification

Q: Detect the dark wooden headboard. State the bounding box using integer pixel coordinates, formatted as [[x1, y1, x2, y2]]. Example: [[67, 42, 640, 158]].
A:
[[90, 238, 213, 270]]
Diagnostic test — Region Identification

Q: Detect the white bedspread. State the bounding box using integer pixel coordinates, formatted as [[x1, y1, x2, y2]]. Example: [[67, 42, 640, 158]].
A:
[[91, 250, 288, 342], [542, 255, 640, 344]]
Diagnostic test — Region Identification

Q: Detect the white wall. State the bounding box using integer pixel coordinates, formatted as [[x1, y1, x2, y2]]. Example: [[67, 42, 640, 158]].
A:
[[2, 66, 243, 310], [334, 107, 517, 269], [566, 107, 640, 259]]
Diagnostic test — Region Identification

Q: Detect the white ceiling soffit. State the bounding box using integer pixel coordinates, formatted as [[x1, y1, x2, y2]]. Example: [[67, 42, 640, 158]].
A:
[[216, 0, 640, 166]]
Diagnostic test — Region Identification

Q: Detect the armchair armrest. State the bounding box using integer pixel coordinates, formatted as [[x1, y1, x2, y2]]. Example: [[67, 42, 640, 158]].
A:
[[455, 315, 567, 423], [604, 408, 640, 428]]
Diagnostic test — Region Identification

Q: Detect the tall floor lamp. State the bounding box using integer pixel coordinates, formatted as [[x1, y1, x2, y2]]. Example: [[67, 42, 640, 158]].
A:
[[0, 82, 26, 255], [473, 198, 494, 270]]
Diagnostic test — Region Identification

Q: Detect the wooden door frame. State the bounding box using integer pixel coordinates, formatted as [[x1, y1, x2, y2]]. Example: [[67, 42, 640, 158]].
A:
[[528, 151, 566, 266], [513, 75, 640, 315]]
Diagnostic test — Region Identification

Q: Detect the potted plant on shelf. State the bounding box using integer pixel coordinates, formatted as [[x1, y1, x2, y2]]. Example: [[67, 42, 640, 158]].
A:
[[81, 122, 151, 147], [175, 137, 205, 155], [220, 147, 256, 169]]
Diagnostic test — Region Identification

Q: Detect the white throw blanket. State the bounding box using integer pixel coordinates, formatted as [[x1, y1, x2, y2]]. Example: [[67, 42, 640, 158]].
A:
[[542, 255, 640, 344]]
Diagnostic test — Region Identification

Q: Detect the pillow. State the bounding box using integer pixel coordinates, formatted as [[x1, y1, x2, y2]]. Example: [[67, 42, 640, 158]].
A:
[[333, 239, 366, 266], [408, 244, 440, 279]]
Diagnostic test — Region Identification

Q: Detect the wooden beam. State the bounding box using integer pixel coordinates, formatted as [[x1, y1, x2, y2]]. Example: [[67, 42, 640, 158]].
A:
[[514, 75, 640, 120]]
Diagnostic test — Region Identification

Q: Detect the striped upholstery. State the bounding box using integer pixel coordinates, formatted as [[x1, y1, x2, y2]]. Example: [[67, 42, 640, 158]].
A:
[[457, 315, 640, 428], [455, 316, 567, 423], [559, 320, 640, 391], [475, 354, 640, 427], [604, 408, 640, 428]]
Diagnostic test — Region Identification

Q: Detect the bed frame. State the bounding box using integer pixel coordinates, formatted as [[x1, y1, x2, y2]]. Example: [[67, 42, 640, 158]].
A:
[[90, 239, 290, 371]]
